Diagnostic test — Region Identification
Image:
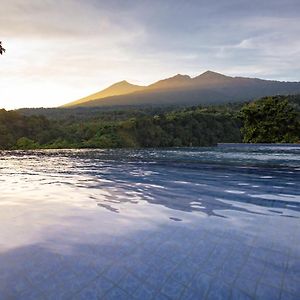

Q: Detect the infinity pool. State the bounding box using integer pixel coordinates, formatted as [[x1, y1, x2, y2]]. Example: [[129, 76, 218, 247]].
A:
[[0, 145, 299, 299]]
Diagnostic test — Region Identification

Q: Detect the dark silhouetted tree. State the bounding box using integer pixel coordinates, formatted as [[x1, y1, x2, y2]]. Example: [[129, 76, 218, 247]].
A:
[[0, 41, 5, 55]]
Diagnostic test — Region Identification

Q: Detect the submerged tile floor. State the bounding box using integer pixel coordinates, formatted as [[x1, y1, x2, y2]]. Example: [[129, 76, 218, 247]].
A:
[[0, 146, 299, 299]]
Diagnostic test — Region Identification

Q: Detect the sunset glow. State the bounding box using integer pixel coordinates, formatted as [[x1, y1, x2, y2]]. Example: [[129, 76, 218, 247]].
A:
[[1, 0, 300, 109]]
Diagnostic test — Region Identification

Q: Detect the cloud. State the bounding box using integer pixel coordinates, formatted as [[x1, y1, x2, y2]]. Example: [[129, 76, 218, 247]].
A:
[[0, 0, 299, 109]]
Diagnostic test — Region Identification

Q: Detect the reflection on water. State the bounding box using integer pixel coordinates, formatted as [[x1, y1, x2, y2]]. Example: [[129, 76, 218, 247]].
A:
[[1, 146, 299, 218], [0, 145, 299, 299]]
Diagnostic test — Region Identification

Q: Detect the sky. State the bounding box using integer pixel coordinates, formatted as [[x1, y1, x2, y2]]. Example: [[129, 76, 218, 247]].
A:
[[0, 0, 300, 109]]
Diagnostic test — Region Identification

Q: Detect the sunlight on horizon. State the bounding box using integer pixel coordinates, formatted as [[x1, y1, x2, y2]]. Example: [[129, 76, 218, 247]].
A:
[[1, 0, 300, 110]]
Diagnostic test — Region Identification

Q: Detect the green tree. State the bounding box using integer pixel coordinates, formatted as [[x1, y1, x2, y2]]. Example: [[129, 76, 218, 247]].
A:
[[16, 137, 39, 149], [240, 96, 300, 143]]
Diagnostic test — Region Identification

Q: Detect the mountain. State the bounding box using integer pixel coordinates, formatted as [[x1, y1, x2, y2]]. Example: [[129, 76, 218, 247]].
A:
[[148, 74, 192, 90], [63, 80, 145, 107], [63, 71, 300, 108]]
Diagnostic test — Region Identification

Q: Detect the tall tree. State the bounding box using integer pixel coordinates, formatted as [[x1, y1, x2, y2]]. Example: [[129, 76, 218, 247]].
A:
[[0, 41, 5, 55]]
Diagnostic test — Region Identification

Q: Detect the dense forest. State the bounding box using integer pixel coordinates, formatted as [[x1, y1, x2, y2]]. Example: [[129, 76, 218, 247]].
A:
[[241, 96, 300, 143], [0, 95, 299, 150]]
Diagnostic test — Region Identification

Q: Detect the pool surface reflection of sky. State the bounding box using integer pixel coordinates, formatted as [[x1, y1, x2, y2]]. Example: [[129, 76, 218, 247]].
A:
[[0, 145, 299, 299]]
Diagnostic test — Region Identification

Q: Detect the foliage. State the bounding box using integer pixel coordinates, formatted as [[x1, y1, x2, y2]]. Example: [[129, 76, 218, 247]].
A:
[[0, 95, 299, 150], [240, 96, 300, 143], [16, 137, 39, 149]]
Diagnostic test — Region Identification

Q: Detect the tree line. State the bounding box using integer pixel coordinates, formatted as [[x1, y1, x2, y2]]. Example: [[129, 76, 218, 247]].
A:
[[0, 95, 299, 150]]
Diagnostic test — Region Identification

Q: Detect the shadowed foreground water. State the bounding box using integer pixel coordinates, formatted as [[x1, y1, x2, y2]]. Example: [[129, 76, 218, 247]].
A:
[[0, 145, 299, 300]]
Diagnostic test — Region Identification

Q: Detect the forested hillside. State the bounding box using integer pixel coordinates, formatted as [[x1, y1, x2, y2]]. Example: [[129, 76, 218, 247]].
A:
[[0, 95, 299, 150]]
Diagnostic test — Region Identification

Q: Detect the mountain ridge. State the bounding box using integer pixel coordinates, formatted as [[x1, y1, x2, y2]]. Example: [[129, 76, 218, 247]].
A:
[[62, 71, 300, 108], [63, 80, 145, 107]]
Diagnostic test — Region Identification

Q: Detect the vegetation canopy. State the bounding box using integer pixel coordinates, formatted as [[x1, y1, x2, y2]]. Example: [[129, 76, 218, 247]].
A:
[[240, 96, 300, 143], [0, 95, 299, 150]]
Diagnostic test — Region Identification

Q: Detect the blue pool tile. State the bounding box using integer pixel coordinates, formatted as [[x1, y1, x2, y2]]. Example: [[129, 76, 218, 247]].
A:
[[155, 258, 175, 276], [239, 258, 265, 281], [0, 292, 12, 300], [260, 266, 283, 288], [33, 274, 56, 292], [0, 275, 31, 296], [69, 258, 93, 273], [280, 290, 300, 300], [26, 265, 55, 285], [249, 247, 270, 262], [45, 261, 65, 275], [92, 257, 112, 274], [286, 257, 300, 281], [264, 250, 288, 269], [234, 274, 257, 297], [145, 254, 174, 272], [141, 234, 164, 250], [134, 283, 157, 300], [181, 287, 201, 300], [74, 287, 101, 300], [121, 255, 139, 269], [75, 244, 95, 256], [53, 269, 78, 289], [288, 256, 300, 271], [19, 289, 46, 300], [94, 276, 115, 293], [21, 255, 42, 271], [129, 230, 150, 245], [146, 268, 169, 290], [54, 274, 87, 296], [161, 276, 185, 299], [200, 255, 225, 276], [103, 264, 127, 283], [118, 241, 136, 256], [213, 244, 233, 260], [184, 256, 203, 273], [274, 243, 291, 257], [189, 272, 212, 297], [79, 266, 100, 282], [283, 276, 300, 295], [37, 256, 63, 273], [218, 260, 241, 285], [55, 267, 77, 280], [228, 251, 248, 267], [285, 268, 300, 286], [118, 273, 141, 295], [231, 288, 253, 300], [45, 288, 73, 300], [170, 259, 198, 285], [128, 262, 152, 281], [192, 242, 216, 261], [206, 278, 231, 300], [74, 276, 114, 299], [103, 286, 131, 300], [153, 292, 170, 300], [255, 283, 281, 300], [1, 147, 300, 300], [146, 253, 167, 269], [156, 242, 188, 263], [225, 251, 246, 266]]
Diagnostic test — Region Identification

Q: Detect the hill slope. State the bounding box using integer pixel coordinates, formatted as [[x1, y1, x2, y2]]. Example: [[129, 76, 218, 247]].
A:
[[63, 71, 300, 108], [63, 80, 145, 107]]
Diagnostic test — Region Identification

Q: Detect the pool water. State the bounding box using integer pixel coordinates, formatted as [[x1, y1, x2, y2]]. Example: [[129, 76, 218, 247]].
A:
[[0, 145, 299, 299]]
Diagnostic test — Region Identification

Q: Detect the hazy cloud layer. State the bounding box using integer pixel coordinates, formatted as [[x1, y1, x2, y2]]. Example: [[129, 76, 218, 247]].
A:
[[0, 0, 299, 108]]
